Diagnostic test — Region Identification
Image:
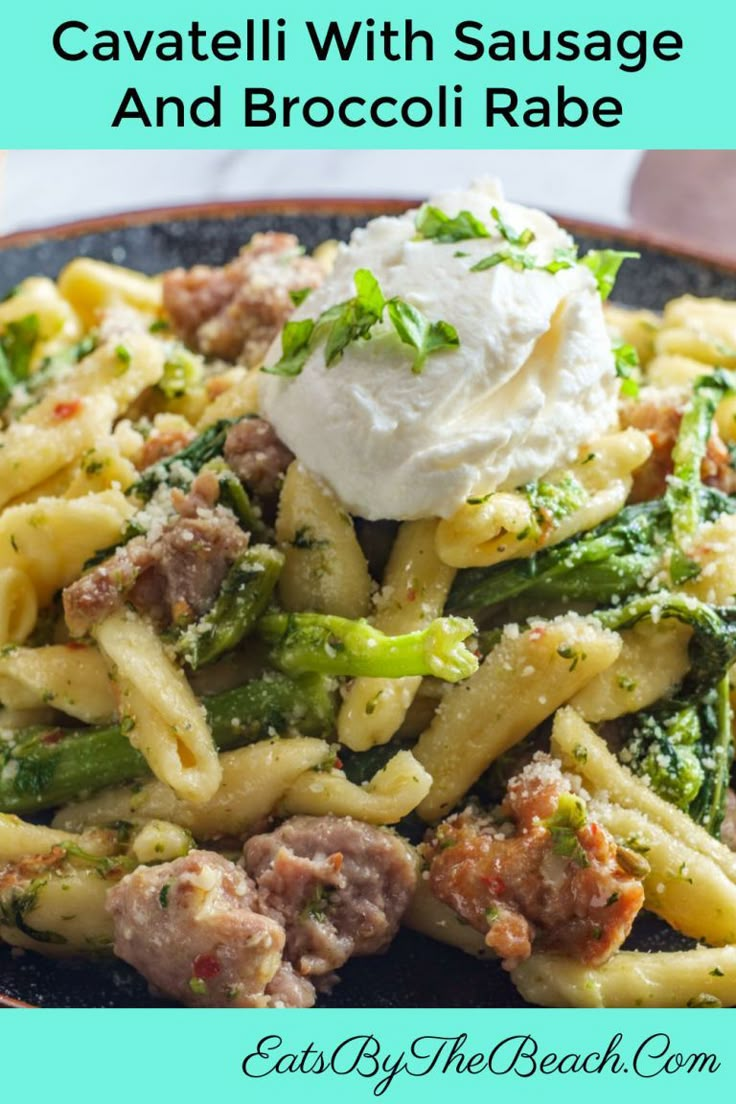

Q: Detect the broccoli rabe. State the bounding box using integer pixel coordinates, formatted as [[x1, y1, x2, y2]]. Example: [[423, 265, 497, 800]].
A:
[[258, 611, 479, 681]]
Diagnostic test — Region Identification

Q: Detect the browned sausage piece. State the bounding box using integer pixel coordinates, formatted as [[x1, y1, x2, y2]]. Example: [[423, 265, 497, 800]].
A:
[[244, 815, 418, 977], [424, 753, 646, 970]]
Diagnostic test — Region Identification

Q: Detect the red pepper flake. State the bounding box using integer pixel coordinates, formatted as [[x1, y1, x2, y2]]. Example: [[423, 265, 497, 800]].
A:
[[192, 953, 221, 980], [528, 627, 546, 641], [53, 399, 83, 421], [42, 728, 65, 745], [406, 586, 417, 603], [480, 874, 506, 896], [333, 757, 343, 770], [65, 641, 88, 651]]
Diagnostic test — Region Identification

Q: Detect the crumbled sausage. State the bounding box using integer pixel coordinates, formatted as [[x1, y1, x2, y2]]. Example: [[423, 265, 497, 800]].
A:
[[62, 471, 248, 635], [423, 753, 646, 970], [621, 386, 736, 501], [107, 851, 297, 1008], [223, 417, 294, 497], [244, 815, 418, 977], [163, 232, 324, 366]]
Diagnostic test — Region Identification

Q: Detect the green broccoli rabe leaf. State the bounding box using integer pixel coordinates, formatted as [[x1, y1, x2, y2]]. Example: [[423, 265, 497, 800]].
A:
[[0, 313, 42, 410], [131, 418, 237, 501], [414, 205, 491, 243], [580, 250, 640, 300], [624, 711, 705, 810], [543, 792, 589, 867], [1, 313, 40, 382], [666, 369, 736, 585]]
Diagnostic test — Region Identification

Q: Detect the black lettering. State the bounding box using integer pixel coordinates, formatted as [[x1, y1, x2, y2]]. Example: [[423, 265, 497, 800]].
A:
[[488, 30, 515, 62], [617, 29, 647, 72], [556, 30, 580, 61], [306, 20, 361, 61], [593, 97, 622, 126], [53, 20, 88, 61], [454, 21, 484, 61], [191, 86, 221, 126], [401, 96, 432, 127], [521, 30, 551, 62], [338, 97, 366, 127], [370, 97, 398, 126], [653, 30, 683, 60], [212, 31, 241, 60], [91, 31, 119, 62], [584, 30, 613, 63], [485, 87, 518, 126], [522, 97, 550, 127], [156, 95, 185, 128], [189, 20, 209, 61], [556, 85, 588, 126], [122, 29, 155, 61], [244, 87, 276, 127], [155, 31, 184, 62], [111, 87, 151, 127], [303, 96, 334, 127]]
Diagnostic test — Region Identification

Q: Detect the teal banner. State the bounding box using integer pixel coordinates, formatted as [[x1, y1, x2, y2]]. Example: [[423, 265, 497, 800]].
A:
[[1, 1008, 731, 1100], [0, 0, 728, 147]]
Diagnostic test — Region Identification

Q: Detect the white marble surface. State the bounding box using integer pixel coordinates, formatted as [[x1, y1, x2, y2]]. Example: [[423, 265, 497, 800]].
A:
[[0, 150, 642, 234]]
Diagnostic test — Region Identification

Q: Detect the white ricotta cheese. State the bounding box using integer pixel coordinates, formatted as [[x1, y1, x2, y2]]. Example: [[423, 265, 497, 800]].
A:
[[259, 180, 619, 520]]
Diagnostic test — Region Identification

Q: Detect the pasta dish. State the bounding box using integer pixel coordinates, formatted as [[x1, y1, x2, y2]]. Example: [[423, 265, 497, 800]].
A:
[[1, 181, 736, 1009]]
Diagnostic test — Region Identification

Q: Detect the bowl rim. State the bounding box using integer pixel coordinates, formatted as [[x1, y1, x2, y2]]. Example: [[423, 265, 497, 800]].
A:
[[1, 195, 736, 276]]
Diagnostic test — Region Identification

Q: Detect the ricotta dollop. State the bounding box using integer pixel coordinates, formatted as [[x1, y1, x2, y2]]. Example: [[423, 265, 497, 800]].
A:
[[259, 180, 618, 521]]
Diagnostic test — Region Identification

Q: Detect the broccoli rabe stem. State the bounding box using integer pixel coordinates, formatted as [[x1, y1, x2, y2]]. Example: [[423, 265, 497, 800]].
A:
[[689, 675, 733, 836], [258, 611, 479, 681], [0, 672, 335, 815], [449, 488, 736, 620], [176, 545, 284, 669], [596, 591, 736, 699], [667, 370, 736, 584]]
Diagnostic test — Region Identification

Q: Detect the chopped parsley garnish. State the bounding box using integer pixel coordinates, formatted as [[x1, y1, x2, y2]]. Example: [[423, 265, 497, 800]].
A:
[[158, 349, 203, 398], [386, 297, 459, 374], [289, 287, 313, 307], [471, 247, 537, 274], [490, 205, 534, 248], [300, 884, 334, 923], [159, 883, 171, 909], [557, 644, 587, 672], [188, 976, 208, 995], [710, 967, 725, 977], [149, 319, 170, 334], [581, 250, 640, 300], [265, 318, 316, 378], [613, 341, 641, 398], [264, 268, 459, 378], [114, 344, 131, 367], [543, 792, 589, 867], [414, 205, 490, 243]]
